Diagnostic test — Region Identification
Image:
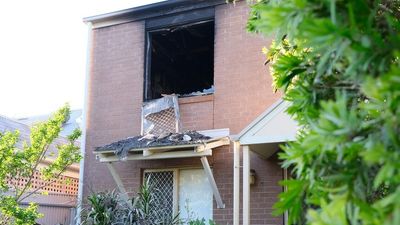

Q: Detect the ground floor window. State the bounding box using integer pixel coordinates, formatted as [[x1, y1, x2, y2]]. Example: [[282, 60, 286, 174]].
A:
[[143, 168, 213, 222]]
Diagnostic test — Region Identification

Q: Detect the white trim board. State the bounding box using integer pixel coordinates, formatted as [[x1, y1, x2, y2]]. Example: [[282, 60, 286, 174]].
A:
[[236, 100, 298, 145], [98, 149, 213, 163]]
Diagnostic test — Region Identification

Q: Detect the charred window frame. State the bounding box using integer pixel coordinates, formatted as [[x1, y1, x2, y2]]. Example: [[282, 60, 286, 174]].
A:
[[144, 8, 215, 101]]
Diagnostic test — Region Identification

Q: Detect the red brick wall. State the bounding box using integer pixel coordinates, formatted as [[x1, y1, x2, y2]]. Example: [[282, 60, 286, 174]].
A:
[[83, 1, 283, 225], [179, 95, 214, 131], [211, 4, 283, 223], [249, 153, 283, 225], [83, 21, 145, 196], [214, 3, 280, 134]]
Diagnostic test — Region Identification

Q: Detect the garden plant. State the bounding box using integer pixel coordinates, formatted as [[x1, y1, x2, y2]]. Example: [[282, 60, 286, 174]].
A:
[[247, 0, 400, 224], [82, 179, 217, 225]]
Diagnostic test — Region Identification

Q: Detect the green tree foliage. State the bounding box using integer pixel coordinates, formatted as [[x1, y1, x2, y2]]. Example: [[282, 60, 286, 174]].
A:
[[0, 105, 82, 224], [247, 0, 400, 224]]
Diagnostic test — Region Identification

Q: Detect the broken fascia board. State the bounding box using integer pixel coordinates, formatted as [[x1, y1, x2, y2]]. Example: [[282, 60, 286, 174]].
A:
[[98, 149, 212, 163], [195, 137, 230, 152]]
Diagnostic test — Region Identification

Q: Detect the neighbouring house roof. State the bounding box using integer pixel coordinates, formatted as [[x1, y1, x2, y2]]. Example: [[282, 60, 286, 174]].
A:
[[234, 99, 299, 158], [0, 115, 31, 149], [83, 0, 225, 28], [94, 129, 230, 163], [17, 109, 82, 138]]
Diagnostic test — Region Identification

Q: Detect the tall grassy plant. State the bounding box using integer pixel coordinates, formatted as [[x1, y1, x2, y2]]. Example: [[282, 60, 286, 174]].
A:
[[82, 179, 180, 225], [84, 191, 120, 225]]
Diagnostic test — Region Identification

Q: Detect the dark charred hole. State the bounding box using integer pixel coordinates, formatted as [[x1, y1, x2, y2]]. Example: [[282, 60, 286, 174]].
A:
[[146, 20, 214, 100]]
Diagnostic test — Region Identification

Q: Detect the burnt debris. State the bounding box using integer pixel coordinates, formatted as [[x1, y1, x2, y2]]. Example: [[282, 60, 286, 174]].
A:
[[96, 131, 211, 159]]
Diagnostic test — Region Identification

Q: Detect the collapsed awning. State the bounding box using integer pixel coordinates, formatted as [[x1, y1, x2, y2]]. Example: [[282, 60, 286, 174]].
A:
[[96, 137, 229, 162], [94, 130, 230, 162], [94, 129, 230, 209]]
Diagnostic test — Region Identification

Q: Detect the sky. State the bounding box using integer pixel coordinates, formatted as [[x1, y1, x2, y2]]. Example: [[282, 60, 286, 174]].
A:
[[0, 0, 161, 118]]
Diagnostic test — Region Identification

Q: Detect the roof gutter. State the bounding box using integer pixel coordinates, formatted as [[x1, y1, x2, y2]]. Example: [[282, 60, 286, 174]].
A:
[[82, 0, 170, 23], [83, 0, 226, 28]]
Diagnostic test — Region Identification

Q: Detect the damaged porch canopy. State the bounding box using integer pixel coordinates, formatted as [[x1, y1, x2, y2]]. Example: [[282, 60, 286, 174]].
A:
[[94, 130, 229, 162], [94, 129, 229, 209]]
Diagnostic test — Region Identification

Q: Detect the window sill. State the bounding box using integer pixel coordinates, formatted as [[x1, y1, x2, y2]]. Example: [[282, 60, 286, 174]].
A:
[[178, 94, 214, 105]]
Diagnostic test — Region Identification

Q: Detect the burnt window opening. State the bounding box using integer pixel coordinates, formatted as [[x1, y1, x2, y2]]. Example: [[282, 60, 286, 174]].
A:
[[145, 20, 214, 100]]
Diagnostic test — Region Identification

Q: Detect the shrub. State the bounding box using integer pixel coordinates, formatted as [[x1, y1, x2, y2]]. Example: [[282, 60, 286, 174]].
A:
[[82, 180, 219, 225], [81, 180, 179, 225], [247, 0, 400, 224]]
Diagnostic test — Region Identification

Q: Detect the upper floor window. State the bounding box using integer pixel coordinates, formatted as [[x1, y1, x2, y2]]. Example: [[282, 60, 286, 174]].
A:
[[144, 9, 215, 100]]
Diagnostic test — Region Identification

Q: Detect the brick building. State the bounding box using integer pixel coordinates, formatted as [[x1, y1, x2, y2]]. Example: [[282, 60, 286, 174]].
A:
[[80, 1, 296, 224]]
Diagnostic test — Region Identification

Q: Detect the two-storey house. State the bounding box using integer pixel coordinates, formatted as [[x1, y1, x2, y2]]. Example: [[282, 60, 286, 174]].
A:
[[80, 1, 298, 224]]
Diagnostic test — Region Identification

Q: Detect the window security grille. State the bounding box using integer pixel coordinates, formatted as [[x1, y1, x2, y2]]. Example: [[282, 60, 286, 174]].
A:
[[141, 95, 181, 136], [145, 108, 177, 135], [144, 170, 175, 221]]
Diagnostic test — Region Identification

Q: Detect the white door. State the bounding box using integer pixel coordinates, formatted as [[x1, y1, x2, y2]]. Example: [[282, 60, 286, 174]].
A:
[[178, 169, 213, 221]]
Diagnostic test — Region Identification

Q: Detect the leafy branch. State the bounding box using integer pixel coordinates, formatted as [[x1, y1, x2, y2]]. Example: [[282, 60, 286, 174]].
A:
[[0, 104, 82, 225], [247, 0, 400, 224]]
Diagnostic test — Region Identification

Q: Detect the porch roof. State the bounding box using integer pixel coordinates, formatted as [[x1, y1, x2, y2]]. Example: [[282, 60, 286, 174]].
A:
[[95, 129, 230, 209], [234, 99, 298, 158], [94, 129, 230, 163]]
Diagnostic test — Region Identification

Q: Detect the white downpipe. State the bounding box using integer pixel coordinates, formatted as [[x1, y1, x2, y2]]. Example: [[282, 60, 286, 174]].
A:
[[233, 142, 240, 225], [76, 21, 93, 225], [243, 145, 250, 225], [284, 168, 288, 225]]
